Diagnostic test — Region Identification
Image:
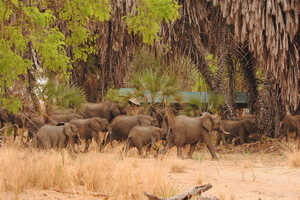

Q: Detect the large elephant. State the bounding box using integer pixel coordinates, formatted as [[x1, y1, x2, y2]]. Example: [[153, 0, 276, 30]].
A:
[[103, 114, 157, 148], [34, 123, 79, 151], [80, 101, 126, 122], [279, 114, 300, 143], [124, 126, 167, 157], [164, 113, 222, 159], [69, 117, 109, 152], [216, 118, 258, 146]]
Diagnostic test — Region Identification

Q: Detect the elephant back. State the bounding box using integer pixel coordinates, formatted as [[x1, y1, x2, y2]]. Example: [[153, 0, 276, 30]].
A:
[[111, 115, 145, 141]]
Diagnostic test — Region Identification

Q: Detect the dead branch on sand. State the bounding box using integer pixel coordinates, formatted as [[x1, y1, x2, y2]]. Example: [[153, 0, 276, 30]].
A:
[[144, 184, 219, 200]]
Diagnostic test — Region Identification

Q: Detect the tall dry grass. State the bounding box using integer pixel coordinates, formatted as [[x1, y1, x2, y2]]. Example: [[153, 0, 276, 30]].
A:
[[0, 146, 178, 199]]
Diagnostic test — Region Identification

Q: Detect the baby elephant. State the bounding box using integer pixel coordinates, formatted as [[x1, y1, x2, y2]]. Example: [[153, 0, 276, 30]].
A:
[[124, 126, 166, 157]]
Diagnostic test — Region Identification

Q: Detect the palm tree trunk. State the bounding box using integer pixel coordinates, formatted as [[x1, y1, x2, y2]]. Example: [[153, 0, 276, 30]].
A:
[[240, 47, 258, 114]]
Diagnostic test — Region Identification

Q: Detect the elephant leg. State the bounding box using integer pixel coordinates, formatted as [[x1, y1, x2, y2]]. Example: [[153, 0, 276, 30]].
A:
[[120, 142, 128, 156], [216, 133, 222, 146], [58, 139, 64, 149], [123, 141, 130, 156], [145, 144, 152, 157], [137, 146, 143, 157], [176, 146, 183, 159], [84, 139, 91, 152], [239, 130, 246, 144], [203, 134, 218, 160], [109, 134, 114, 148], [92, 131, 102, 151], [13, 125, 18, 141], [44, 140, 51, 149], [188, 143, 197, 159]]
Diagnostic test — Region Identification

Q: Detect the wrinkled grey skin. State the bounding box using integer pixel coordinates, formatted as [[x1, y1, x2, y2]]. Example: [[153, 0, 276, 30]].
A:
[[69, 117, 109, 152], [103, 115, 157, 148], [34, 123, 79, 151], [49, 107, 75, 115], [164, 113, 221, 159], [279, 114, 300, 143], [80, 101, 126, 122], [124, 126, 167, 157], [49, 113, 83, 124], [216, 118, 258, 146]]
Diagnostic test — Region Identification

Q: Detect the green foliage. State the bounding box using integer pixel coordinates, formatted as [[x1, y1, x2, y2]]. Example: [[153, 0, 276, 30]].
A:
[[42, 81, 86, 110], [104, 87, 131, 104], [61, 0, 111, 62], [131, 68, 179, 107], [0, 97, 22, 114], [1, 0, 180, 114], [125, 0, 181, 44], [184, 92, 224, 116], [0, 0, 110, 112]]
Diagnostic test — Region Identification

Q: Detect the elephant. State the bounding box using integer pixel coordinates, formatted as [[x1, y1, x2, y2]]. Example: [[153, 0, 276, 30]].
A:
[[124, 126, 167, 157], [103, 114, 157, 148], [279, 114, 300, 143], [49, 113, 83, 124], [34, 123, 79, 151], [0, 105, 62, 143], [216, 118, 258, 146], [47, 106, 76, 115], [163, 113, 223, 159], [0, 107, 10, 128], [69, 117, 109, 152], [80, 101, 127, 122]]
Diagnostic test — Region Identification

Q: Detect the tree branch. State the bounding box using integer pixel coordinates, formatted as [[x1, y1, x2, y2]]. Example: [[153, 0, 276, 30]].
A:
[[144, 184, 216, 200]]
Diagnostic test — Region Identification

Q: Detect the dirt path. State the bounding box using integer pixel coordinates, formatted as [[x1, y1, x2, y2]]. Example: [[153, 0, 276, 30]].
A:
[[1, 149, 300, 200], [168, 159, 300, 200]]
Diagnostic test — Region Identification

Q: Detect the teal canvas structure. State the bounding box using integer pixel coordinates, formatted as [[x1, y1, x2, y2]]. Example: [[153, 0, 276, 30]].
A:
[[119, 88, 248, 106]]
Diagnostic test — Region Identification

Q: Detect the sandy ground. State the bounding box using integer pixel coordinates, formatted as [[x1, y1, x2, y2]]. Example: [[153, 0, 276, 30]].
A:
[[1, 143, 300, 200]]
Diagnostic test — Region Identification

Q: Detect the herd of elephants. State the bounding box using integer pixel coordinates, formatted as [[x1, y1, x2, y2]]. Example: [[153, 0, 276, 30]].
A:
[[0, 100, 299, 159]]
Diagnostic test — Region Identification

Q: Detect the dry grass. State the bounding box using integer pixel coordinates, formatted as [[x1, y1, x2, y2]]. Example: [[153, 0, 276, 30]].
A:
[[288, 151, 300, 168], [0, 146, 177, 199]]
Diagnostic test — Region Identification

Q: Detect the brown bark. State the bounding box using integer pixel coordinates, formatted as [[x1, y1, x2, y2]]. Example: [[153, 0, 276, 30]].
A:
[[209, 0, 300, 109], [239, 45, 258, 114]]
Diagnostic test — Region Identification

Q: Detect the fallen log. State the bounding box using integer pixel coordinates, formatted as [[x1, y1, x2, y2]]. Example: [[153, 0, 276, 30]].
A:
[[144, 184, 219, 200]]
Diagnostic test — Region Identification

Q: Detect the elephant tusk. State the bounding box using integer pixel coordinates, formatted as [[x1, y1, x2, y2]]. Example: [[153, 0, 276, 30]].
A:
[[223, 131, 231, 135]]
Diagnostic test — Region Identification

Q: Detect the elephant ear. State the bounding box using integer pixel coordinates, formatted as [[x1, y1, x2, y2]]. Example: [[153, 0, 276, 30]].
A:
[[88, 118, 102, 131], [201, 115, 213, 132], [137, 116, 152, 126], [110, 103, 121, 117]]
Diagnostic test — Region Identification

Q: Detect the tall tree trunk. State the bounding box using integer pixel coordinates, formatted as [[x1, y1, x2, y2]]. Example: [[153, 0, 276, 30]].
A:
[[225, 57, 236, 119], [27, 42, 41, 113], [240, 47, 258, 114], [189, 50, 216, 91]]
